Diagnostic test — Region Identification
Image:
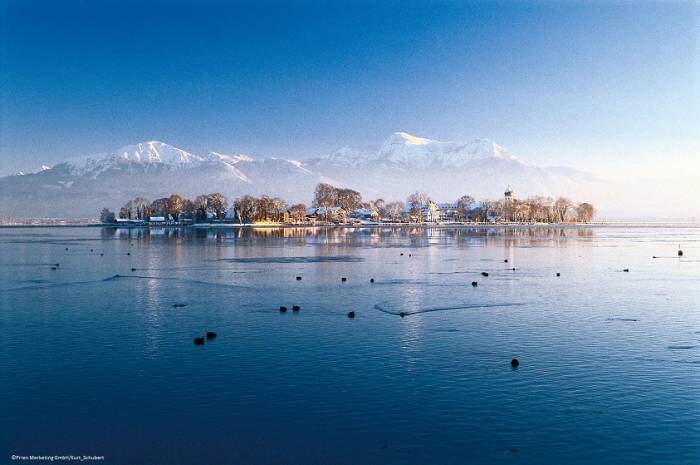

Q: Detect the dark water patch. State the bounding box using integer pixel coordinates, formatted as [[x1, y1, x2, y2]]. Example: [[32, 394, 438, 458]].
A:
[[563, 408, 606, 415], [213, 255, 364, 264], [606, 318, 639, 322], [374, 301, 526, 316], [427, 328, 460, 332], [667, 345, 697, 350], [495, 448, 520, 455]]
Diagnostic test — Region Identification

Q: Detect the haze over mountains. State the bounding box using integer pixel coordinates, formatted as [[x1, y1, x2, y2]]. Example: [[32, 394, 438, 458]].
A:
[[0, 132, 604, 219]]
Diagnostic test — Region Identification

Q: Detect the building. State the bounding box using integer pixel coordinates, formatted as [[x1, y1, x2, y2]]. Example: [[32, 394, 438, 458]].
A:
[[504, 185, 516, 205], [305, 207, 345, 222]]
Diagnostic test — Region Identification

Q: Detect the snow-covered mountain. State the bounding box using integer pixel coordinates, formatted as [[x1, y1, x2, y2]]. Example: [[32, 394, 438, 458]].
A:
[[0, 133, 603, 218]]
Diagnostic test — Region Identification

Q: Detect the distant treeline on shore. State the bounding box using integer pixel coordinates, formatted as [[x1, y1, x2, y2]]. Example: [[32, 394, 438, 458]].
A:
[[100, 182, 596, 225]]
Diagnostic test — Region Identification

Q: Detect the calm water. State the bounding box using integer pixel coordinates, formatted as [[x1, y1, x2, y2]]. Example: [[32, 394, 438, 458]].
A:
[[0, 226, 698, 465]]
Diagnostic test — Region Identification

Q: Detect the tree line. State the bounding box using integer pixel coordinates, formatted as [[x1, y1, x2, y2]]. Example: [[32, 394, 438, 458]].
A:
[[100, 182, 595, 224]]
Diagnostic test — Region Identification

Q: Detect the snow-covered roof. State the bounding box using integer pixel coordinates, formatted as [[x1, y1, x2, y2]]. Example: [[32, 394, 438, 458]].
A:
[[315, 206, 343, 214]]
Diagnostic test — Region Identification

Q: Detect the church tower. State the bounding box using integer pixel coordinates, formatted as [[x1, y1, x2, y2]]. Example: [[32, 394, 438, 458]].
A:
[[504, 185, 515, 206]]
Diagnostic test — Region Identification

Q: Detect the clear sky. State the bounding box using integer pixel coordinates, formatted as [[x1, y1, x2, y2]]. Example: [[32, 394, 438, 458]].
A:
[[1, 0, 698, 185]]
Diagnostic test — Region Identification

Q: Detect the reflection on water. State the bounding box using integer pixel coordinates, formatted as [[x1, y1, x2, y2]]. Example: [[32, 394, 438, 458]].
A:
[[0, 225, 698, 465], [103, 224, 596, 244]]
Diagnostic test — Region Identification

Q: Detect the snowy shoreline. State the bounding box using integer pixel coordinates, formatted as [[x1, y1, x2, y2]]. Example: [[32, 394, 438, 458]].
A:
[[2, 222, 698, 229]]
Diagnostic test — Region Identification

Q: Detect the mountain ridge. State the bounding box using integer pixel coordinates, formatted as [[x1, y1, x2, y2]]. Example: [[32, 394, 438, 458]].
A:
[[0, 132, 603, 218]]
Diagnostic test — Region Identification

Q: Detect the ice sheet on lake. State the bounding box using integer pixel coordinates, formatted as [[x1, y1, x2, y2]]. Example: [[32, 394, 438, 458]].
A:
[[213, 255, 364, 264]]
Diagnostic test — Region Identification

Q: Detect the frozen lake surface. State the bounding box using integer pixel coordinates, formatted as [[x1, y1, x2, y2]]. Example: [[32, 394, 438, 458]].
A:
[[0, 225, 698, 464]]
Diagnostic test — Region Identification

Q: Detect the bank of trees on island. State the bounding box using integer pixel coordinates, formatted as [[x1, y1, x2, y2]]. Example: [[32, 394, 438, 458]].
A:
[[101, 182, 596, 225]]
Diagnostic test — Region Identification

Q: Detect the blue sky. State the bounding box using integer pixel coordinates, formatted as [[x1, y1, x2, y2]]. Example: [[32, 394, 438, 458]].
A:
[[0, 0, 698, 180]]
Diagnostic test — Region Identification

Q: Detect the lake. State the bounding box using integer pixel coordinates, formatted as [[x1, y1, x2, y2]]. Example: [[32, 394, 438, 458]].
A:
[[0, 225, 698, 464]]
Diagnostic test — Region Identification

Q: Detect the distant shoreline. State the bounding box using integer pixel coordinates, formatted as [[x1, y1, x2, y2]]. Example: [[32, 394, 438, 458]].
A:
[[1, 222, 698, 229]]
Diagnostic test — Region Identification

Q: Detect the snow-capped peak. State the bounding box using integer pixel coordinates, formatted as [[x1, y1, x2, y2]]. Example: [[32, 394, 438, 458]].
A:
[[61, 140, 202, 176], [392, 131, 431, 146], [206, 152, 254, 164], [113, 141, 197, 166], [377, 132, 519, 168]]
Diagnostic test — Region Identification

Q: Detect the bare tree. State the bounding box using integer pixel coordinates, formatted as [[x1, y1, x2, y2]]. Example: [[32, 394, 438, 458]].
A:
[[553, 197, 574, 223], [166, 194, 184, 221], [290, 203, 307, 223], [207, 193, 228, 220], [150, 198, 169, 217], [386, 201, 404, 222], [427, 199, 440, 222], [234, 195, 257, 223], [576, 202, 595, 223], [194, 195, 209, 222], [481, 199, 503, 222], [407, 191, 427, 223], [456, 195, 475, 221], [270, 197, 287, 222], [313, 183, 336, 207], [181, 199, 196, 220], [132, 197, 151, 220], [336, 188, 363, 212], [313, 183, 337, 221]]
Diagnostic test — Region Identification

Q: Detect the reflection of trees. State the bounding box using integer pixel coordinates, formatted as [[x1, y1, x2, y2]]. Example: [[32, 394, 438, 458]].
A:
[[109, 225, 595, 249]]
